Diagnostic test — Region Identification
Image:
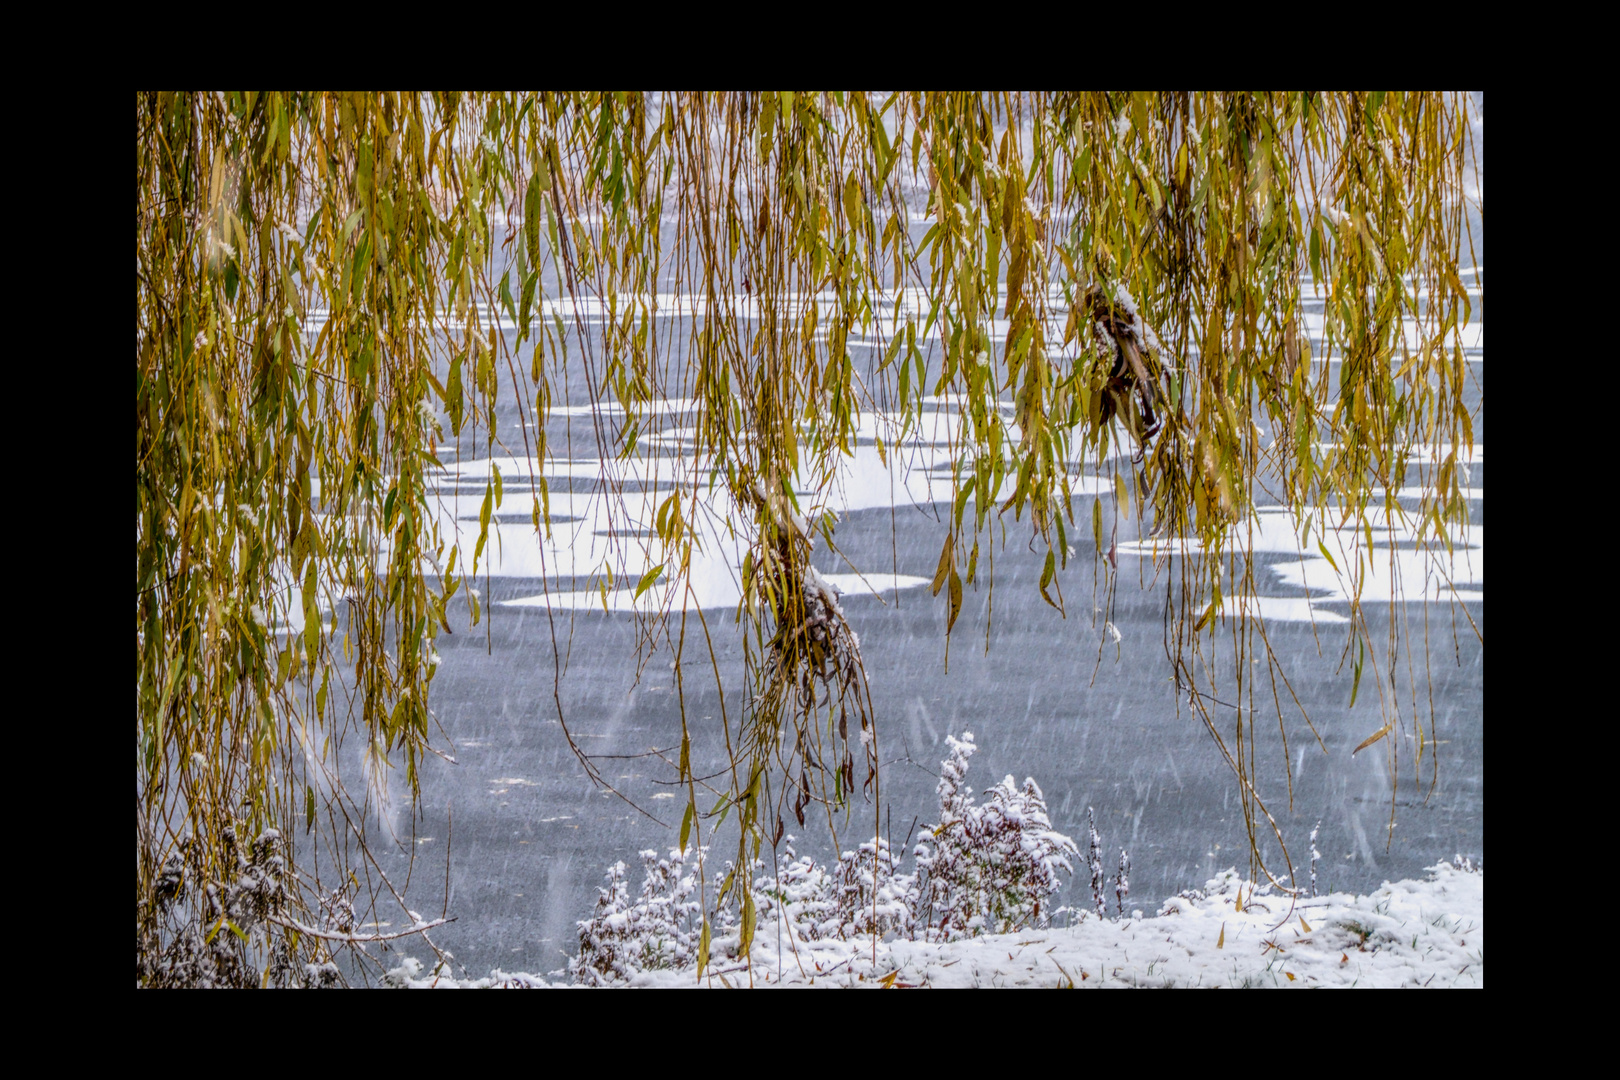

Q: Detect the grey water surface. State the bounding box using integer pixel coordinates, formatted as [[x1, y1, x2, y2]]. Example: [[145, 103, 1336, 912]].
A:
[[385, 503, 1482, 978], [371, 370, 1483, 980]]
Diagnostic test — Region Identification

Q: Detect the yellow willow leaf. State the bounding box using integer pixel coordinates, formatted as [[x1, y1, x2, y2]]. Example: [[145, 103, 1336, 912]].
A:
[[1352, 723, 1393, 756], [1193, 602, 1217, 633], [932, 533, 953, 596], [946, 568, 963, 634], [1039, 548, 1059, 611]]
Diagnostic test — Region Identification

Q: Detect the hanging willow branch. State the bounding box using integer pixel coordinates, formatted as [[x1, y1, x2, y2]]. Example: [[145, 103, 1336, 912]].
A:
[[136, 91, 1479, 981]]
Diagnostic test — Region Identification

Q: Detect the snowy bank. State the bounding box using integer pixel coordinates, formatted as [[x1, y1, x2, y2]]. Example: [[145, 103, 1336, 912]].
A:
[[387, 858, 1482, 988]]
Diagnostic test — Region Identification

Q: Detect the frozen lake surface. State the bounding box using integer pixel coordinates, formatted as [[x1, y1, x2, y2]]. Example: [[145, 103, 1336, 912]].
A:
[[356, 338, 1482, 979]]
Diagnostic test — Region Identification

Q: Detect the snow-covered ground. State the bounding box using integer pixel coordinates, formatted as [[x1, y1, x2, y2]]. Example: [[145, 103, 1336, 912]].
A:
[[386, 859, 1482, 988]]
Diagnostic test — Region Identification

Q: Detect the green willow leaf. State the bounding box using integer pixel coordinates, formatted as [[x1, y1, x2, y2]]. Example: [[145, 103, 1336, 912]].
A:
[[633, 563, 665, 601]]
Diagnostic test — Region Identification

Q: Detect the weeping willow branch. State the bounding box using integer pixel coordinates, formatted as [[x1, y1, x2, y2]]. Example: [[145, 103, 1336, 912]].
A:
[[136, 92, 1479, 981]]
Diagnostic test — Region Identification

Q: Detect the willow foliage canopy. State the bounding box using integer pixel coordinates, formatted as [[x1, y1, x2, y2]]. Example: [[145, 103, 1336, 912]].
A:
[[135, 91, 1479, 984]]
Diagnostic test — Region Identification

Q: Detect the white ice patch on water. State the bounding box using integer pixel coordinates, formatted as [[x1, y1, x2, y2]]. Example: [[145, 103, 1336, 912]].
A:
[[1296, 311, 1483, 355], [819, 573, 932, 598], [473, 405, 973, 611], [1113, 506, 1481, 621], [405, 388, 1483, 621], [1235, 595, 1349, 624]]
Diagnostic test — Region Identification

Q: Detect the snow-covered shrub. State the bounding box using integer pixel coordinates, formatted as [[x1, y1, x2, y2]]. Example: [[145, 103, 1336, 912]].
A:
[[753, 834, 916, 944], [700, 856, 767, 961], [756, 837, 839, 941], [571, 846, 704, 986], [1086, 808, 1107, 917], [1309, 821, 1322, 898], [138, 825, 314, 988], [912, 732, 1078, 941], [1115, 848, 1130, 915], [385, 955, 552, 989], [572, 733, 1083, 982], [835, 837, 917, 940], [1073, 806, 1135, 921]]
